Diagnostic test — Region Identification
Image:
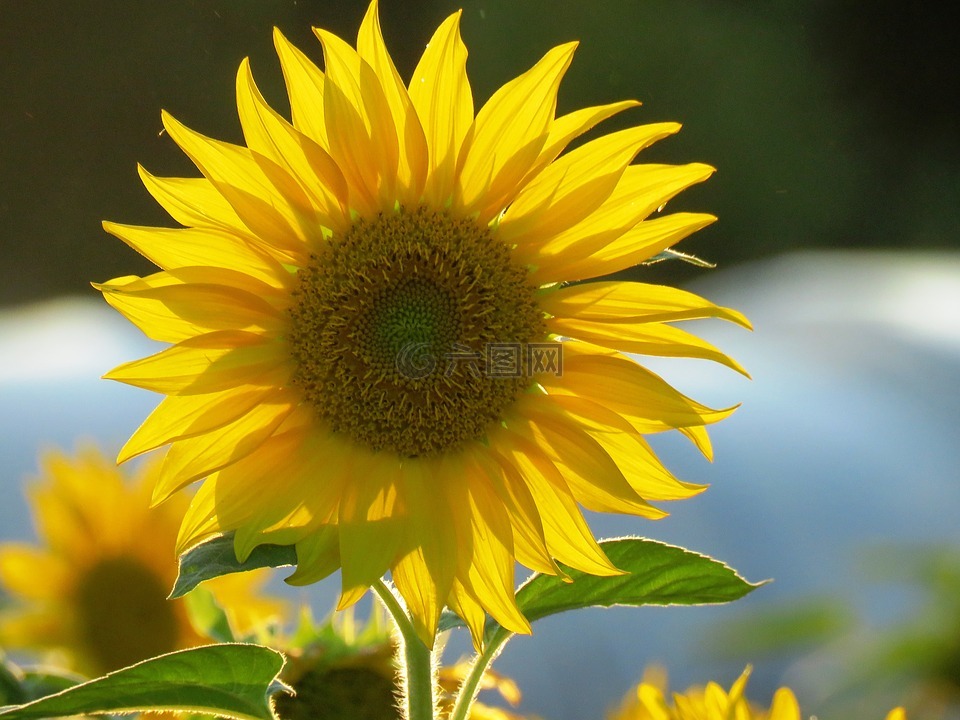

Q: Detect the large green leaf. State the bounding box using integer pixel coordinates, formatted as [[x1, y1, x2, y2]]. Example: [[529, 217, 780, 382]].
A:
[[441, 537, 761, 643], [0, 644, 288, 720], [172, 533, 297, 598]]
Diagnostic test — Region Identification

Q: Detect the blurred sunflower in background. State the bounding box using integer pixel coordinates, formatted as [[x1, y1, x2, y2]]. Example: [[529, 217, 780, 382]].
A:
[[99, 0, 747, 647], [609, 666, 906, 720], [0, 446, 286, 677]]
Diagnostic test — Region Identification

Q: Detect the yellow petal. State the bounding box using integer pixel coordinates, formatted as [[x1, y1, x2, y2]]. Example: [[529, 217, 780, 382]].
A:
[[236, 57, 350, 232], [273, 28, 329, 149], [455, 42, 578, 221], [520, 162, 714, 263], [101, 222, 290, 289], [315, 27, 396, 213], [96, 272, 286, 344], [454, 472, 531, 637], [539, 394, 706, 501], [548, 316, 749, 376], [152, 389, 299, 504], [161, 111, 317, 260], [120, 386, 278, 463], [500, 123, 681, 247], [357, 0, 428, 202], [532, 212, 716, 284], [286, 525, 342, 586], [408, 9, 472, 206], [519, 400, 666, 518], [447, 579, 488, 650], [541, 346, 736, 433], [521, 100, 641, 186], [768, 688, 801, 720], [539, 280, 750, 328], [337, 449, 406, 604], [104, 330, 290, 395], [494, 429, 620, 577], [137, 167, 252, 239], [471, 445, 558, 576], [391, 457, 458, 646], [0, 545, 71, 599]]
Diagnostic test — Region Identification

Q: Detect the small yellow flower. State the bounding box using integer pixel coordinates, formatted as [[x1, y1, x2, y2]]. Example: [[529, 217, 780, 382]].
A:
[[610, 666, 907, 720], [99, 0, 747, 646], [0, 446, 286, 676]]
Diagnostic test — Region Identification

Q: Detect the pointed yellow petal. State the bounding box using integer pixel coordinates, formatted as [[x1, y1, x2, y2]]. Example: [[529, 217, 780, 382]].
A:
[[519, 162, 714, 264], [273, 28, 329, 149], [522, 100, 641, 184], [519, 401, 666, 518], [152, 389, 298, 504], [286, 526, 341, 586], [541, 346, 736, 433], [455, 472, 530, 637], [470, 445, 558, 576], [137, 167, 252, 239], [539, 279, 750, 328], [532, 212, 716, 284], [391, 457, 458, 646], [447, 580, 488, 650], [315, 27, 397, 213], [357, 0, 428, 202], [96, 272, 285, 344], [455, 42, 578, 221], [548, 316, 749, 376], [500, 123, 681, 248], [161, 111, 318, 259], [236, 57, 350, 232], [338, 449, 406, 602], [539, 394, 706, 501], [104, 330, 290, 395], [120, 386, 277, 463], [408, 10, 472, 206], [495, 429, 620, 576], [101, 222, 290, 289]]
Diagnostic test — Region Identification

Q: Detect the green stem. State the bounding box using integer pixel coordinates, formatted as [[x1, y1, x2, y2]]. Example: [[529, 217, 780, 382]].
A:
[[448, 633, 506, 720], [372, 579, 435, 720]]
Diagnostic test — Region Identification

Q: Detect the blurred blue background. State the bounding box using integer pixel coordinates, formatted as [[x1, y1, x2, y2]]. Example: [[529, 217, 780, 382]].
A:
[[2, 1, 958, 719]]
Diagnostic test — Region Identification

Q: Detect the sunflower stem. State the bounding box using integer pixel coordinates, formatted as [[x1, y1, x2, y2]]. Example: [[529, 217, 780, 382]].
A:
[[373, 579, 436, 720], [448, 635, 505, 720]]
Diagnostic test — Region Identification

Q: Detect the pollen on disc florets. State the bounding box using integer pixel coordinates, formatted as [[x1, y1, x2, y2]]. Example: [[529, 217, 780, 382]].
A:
[[287, 206, 545, 458]]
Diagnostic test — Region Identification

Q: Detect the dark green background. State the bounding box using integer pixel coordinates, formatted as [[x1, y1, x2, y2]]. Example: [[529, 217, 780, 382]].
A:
[[1, 1, 957, 307]]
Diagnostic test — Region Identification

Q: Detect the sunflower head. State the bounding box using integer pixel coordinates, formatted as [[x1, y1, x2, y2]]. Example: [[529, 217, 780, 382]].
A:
[[100, 0, 749, 648], [609, 666, 908, 720], [0, 446, 287, 676]]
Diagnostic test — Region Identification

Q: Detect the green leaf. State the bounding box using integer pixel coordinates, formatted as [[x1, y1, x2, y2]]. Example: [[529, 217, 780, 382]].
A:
[[172, 532, 296, 599], [16, 669, 84, 704], [0, 660, 25, 706], [449, 537, 761, 646], [0, 644, 289, 720]]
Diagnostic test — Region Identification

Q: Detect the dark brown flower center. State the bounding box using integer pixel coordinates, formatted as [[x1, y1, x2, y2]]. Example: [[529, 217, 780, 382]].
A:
[[287, 206, 545, 457], [74, 556, 179, 673]]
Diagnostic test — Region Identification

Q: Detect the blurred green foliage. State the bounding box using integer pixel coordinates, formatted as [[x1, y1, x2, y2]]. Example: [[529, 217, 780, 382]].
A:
[[1, 1, 956, 306]]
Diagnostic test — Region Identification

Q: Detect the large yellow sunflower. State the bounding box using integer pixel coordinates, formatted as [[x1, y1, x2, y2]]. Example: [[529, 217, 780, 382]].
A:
[[98, 0, 748, 647], [0, 447, 287, 676]]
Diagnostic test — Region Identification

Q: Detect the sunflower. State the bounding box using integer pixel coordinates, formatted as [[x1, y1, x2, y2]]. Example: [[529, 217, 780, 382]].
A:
[[98, 0, 748, 647], [0, 446, 286, 676], [609, 666, 907, 720], [271, 606, 535, 720]]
